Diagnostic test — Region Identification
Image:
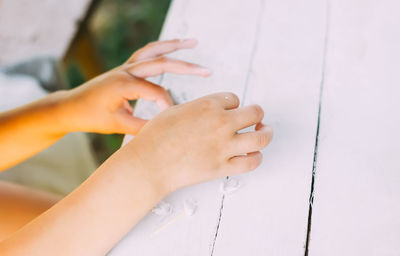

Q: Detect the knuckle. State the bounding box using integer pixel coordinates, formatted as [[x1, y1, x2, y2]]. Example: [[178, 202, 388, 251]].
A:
[[199, 98, 216, 111], [115, 71, 134, 85], [157, 56, 169, 64], [217, 114, 229, 128], [184, 62, 196, 68], [171, 39, 181, 46]]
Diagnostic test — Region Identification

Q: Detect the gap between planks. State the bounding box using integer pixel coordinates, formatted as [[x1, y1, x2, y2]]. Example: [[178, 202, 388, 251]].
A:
[[304, 1, 331, 255], [210, 0, 266, 255]]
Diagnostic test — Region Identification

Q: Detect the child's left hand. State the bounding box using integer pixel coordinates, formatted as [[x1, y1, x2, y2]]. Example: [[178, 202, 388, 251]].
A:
[[58, 38, 210, 134]]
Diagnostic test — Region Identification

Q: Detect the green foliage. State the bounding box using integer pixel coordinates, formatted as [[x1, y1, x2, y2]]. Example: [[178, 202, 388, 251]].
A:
[[66, 0, 171, 164], [93, 0, 172, 69], [65, 61, 85, 88]]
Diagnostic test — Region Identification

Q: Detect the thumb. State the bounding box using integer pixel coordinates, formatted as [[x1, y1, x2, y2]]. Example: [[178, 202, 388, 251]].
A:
[[117, 113, 148, 135]]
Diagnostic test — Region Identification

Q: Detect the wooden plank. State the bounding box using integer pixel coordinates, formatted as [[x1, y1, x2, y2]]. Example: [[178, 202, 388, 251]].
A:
[[211, 0, 328, 255], [308, 0, 400, 255], [110, 0, 263, 255], [0, 0, 92, 65]]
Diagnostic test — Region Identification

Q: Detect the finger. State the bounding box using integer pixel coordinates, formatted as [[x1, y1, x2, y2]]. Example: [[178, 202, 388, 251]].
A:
[[199, 92, 240, 110], [121, 77, 173, 110], [123, 99, 134, 115], [116, 113, 148, 135], [126, 57, 211, 78], [128, 38, 198, 62], [230, 124, 273, 155], [230, 104, 264, 130], [227, 151, 263, 175]]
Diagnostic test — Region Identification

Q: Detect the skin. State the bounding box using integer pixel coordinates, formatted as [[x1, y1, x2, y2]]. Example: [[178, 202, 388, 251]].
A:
[[0, 39, 273, 255], [0, 38, 210, 171]]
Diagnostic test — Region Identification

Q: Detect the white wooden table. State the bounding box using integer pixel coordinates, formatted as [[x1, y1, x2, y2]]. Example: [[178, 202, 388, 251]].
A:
[[112, 0, 400, 255]]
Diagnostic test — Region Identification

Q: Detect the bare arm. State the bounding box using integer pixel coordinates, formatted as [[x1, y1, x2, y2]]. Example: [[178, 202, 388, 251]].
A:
[[0, 141, 163, 255], [0, 92, 273, 255], [0, 39, 208, 171], [0, 40, 273, 255], [0, 91, 70, 171]]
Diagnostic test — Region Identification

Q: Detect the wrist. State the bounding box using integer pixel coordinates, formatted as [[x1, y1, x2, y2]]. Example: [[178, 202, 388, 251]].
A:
[[116, 141, 172, 199], [9, 90, 74, 137], [45, 90, 82, 134]]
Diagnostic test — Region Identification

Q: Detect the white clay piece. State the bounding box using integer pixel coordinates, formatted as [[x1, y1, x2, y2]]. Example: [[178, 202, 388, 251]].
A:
[[183, 198, 198, 216], [151, 201, 173, 216], [220, 178, 241, 195]]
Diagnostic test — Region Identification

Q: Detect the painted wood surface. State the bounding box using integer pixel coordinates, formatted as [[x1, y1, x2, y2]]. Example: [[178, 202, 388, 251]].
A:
[[211, 0, 327, 255], [0, 0, 92, 65], [110, 0, 263, 255], [308, 0, 400, 255], [116, 0, 400, 255]]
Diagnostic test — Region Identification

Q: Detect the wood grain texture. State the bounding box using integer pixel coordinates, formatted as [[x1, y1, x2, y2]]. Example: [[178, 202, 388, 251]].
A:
[[308, 0, 400, 255], [111, 0, 263, 255], [0, 0, 91, 65], [211, 0, 327, 255]]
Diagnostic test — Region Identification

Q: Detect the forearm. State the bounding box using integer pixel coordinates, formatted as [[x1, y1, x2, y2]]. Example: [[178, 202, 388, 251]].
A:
[[0, 91, 70, 171], [0, 142, 165, 255]]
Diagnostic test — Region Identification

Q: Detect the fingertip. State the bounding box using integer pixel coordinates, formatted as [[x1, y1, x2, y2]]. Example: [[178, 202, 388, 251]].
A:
[[248, 151, 263, 171], [180, 38, 198, 48], [157, 99, 173, 111], [250, 151, 263, 161], [119, 115, 148, 135], [198, 67, 212, 77], [157, 87, 174, 110]]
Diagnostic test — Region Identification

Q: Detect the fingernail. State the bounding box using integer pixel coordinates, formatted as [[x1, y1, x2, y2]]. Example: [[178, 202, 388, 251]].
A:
[[262, 124, 274, 139], [181, 38, 198, 48], [198, 67, 212, 77]]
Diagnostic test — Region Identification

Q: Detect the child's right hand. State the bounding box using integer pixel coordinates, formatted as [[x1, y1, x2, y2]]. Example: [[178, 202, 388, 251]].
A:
[[116, 92, 273, 193]]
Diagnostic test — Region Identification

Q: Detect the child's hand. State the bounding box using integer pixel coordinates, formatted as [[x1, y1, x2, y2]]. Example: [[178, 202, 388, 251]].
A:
[[60, 39, 210, 134], [117, 92, 273, 193], [0, 93, 272, 256]]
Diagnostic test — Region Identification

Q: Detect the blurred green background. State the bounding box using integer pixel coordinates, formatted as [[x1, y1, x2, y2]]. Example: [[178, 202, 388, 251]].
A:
[[65, 0, 172, 165]]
